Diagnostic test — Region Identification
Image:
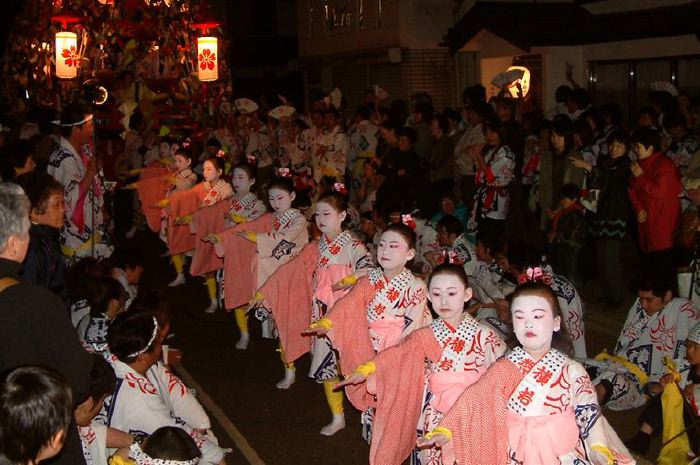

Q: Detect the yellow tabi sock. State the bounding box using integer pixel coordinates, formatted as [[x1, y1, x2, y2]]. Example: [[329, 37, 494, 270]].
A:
[[172, 254, 184, 274], [234, 306, 249, 334], [205, 277, 217, 300], [323, 378, 344, 414]]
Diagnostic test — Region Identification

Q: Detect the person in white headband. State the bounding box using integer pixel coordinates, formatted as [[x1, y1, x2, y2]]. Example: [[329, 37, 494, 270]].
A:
[[105, 312, 227, 465]]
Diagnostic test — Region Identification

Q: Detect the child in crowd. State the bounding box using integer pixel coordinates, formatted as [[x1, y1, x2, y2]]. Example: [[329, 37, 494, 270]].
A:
[[306, 221, 431, 441], [77, 276, 126, 353], [471, 232, 514, 300], [207, 174, 308, 348], [109, 247, 145, 310], [111, 426, 202, 465], [0, 366, 73, 465], [256, 188, 373, 435], [428, 215, 475, 274], [336, 264, 503, 464], [547, 183, 587, 285], [420, 279, 632, 465], [104, 312, 227, 465], [76, 354, 133, 465]]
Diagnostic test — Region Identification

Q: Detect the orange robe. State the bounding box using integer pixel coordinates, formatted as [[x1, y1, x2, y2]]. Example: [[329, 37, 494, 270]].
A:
[[165, 184, 205, 255], [135, 167, 170, 232], [189, 201, 229, 276]]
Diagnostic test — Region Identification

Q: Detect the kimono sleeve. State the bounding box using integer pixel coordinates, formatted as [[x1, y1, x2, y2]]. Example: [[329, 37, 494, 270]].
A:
[[568, 361, 634, 461], [52, 154, 84, 213], [259, 244, 319, 363], [249, 199, 267, 221], [370, 329, 442, 465], [257, 214, 307, 258], [350, 239, 374, 273], [155, 363, 211, 430]]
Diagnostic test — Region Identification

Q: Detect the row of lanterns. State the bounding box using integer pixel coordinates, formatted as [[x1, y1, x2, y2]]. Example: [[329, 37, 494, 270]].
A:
[[51, 15, 219, 81]]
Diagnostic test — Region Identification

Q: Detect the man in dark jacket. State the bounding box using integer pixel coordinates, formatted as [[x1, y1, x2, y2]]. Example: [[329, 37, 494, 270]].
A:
[[0, 181, 92, 465]]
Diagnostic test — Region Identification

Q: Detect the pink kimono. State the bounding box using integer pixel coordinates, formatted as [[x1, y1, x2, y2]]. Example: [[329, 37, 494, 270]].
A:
[[325, 268, 431, 410], [438, 348, 634, 465], [166, 184, 205, 255], [136, 167, 170, 232], [219, 209, 308, 310], [259, 231, 373, 379], [189, 201, 229, 276]]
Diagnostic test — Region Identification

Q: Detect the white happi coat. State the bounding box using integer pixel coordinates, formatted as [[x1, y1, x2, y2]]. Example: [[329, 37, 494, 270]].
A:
[[104, 360, 224, 465], [78, 422, 108, 465], [47, 137, 111, 259], [550, 274, 587, 359], [594, 297, 699, 410], [415, 316, 505, 465], [472, 260, 515, 300], [506, 348, 632, 465], [314, 125, 349, 182]]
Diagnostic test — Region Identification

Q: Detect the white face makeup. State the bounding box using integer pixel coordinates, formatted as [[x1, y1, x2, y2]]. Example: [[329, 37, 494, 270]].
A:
[[314, 201, 345, 236], [231, 168, 254, 194], [268, 187, 294, 213], [376, 230, 415, 274], [174, 154, 191, 172], [427, 273, 472, 327], [202, 160, 221, 183], [511, 294, 561, 359]]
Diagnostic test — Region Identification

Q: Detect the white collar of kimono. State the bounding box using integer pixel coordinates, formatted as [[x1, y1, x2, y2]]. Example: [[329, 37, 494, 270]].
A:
[[129, 443, 199, 465]]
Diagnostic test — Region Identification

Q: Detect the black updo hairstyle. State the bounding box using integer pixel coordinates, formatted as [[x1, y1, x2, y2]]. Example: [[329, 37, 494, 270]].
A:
[[429, 263, 469, 288], [317, 190, 350, 229], [173, 146, 193, 161], [267, 175, 295, 194], [381, 222, 417, 251], [203, 155, 225, 173], [233, 160, 257, 181]]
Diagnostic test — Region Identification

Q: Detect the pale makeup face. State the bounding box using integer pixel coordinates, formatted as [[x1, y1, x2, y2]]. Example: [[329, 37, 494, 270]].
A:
[[376, 230, 415, 273], [232, 168, 254, 194], [174, 154, 191, 172], [314, 201, 346, 236], [428, 274, 472, 326], [268, 188, 294, 213], [512, 294, 560, 359], [32, 192, 65, 229], [202, 160, 221, 183]]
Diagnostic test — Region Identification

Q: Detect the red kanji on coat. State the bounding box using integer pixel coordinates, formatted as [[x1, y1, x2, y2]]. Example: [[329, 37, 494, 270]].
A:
[[533, 366, 553, 385], [517, 388, 534, 405]]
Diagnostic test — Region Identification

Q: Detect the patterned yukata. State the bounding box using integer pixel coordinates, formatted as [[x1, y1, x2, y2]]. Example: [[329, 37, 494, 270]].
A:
[[414, 316, 506, 465], [199, 179, 233, 208], [471, 145, 515, 229], [224, 192, 266, 228], [348, 120, 379, 200], [314, 125, 350, 182], [103, 360, 225, 465], [591, 297, 699, 410], [309, 231, 374, 381], [48, 137, 111, 261], [78, 423, 108, 465]]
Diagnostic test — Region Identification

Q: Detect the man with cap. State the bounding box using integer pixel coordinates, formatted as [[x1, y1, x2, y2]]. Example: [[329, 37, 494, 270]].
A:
[[47, 102, 111, 262], [624, 321, 700, 459]]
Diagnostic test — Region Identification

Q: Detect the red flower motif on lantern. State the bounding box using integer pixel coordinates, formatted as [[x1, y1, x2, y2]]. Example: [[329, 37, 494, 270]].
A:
[[61, 46, 79, 68], [199, 48, 216, 70]]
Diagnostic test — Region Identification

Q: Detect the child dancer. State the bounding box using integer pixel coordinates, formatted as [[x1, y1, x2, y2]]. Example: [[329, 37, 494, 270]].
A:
[[305, 220, 432, 439], [420, 275, 633, 465], [256, 187, 373, 435], [163, 156, 232, 288], [224, 160, 266, 227], [335, 264, 505, 464], [207, 173, 307, 348]]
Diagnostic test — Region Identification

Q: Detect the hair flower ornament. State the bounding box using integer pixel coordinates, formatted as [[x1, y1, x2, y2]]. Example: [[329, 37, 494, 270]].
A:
[[401, 213, 417, 230], [333, 182, 348, 196], [277, 167, 291, 178], [245, 154, 257, 165], [518, 266, 553, 285]]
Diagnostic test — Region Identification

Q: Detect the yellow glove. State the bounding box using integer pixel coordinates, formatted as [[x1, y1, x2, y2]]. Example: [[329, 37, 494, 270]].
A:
[[245, 231, 257, 242], [354, 361, 376, 378], [309, 318, 333, 331], [155, 198, 170, 208], [591, 445, 616, 465], [175, 214, 192, 225], [229, 212, 247, 224], [250, 291, 264, 306], [338, 274, 358, 287], [425, 426, 453, 441], [108, 455, 136, 465], [127, 168, 142, 176], [124, 183, 137, 190]]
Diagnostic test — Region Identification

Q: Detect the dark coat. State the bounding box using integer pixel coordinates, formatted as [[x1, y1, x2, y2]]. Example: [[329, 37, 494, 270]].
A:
[[21, 224, 68, 303]]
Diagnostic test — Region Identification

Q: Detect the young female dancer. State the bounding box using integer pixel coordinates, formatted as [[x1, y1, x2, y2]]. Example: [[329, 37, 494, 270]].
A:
[[256, 187, 374, 435], [419, 275, 633, 465], [206, 173, 307, 348], [306, 220, 432, 441], [335, 264, 504, 464]]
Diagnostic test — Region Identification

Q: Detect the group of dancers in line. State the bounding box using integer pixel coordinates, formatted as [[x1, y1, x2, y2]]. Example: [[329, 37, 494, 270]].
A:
[[130, 145, 635, 465]]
